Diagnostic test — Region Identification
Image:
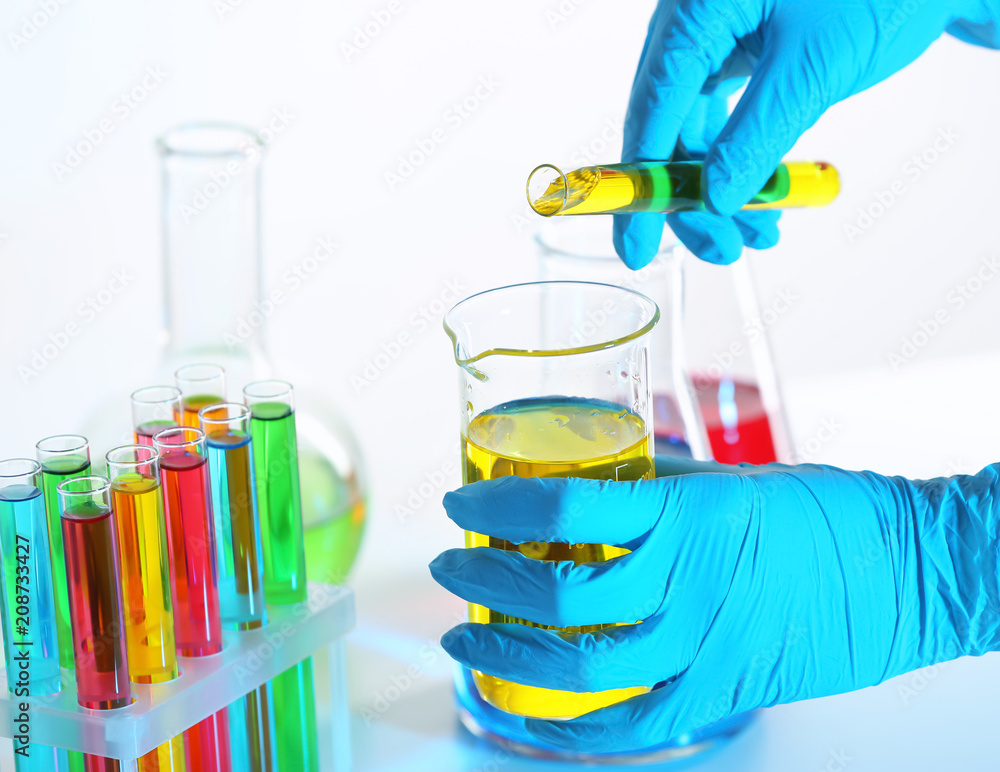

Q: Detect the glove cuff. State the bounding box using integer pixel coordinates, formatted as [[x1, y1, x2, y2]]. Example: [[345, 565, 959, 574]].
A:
[[909, 464, 1000, 662]]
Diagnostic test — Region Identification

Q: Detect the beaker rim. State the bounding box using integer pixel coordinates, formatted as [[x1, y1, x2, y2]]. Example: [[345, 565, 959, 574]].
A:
[[443, 280, 660, 367], [157, 122, 265, 158]]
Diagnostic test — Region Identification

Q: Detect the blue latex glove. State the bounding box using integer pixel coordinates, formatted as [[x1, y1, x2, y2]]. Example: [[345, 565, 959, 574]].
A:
[[430, 458, 1000, 752], [615, 0, 1000, 268]]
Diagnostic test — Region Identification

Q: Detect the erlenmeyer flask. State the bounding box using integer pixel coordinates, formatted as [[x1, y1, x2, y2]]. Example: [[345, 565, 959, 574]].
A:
[[681, 247, 793, 464], [537, 218, 710, 462], [85, 124, 367, 584]]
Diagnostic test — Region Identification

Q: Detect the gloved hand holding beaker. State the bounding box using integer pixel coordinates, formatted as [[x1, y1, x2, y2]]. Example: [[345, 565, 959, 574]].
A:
[[615, 0, 1000, 268], [430, 457, 1000, 752]]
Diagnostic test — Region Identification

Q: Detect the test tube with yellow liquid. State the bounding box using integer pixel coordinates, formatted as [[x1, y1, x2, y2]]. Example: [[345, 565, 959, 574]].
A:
[[106, 445, 187, 772], [444, 282, 659, 721], [527, 160, 839, 216]]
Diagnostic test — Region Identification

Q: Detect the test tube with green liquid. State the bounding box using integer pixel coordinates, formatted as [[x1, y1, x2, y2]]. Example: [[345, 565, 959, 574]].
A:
[[526, 160, 840, 216], [35, 435, 91, 772], [34, 435, 91, 672], [244, 380, 318, 772]]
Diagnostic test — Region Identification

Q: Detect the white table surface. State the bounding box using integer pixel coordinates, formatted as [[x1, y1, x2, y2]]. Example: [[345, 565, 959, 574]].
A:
[[3, 353, 997, 770], [346, 351, 1000, 772]]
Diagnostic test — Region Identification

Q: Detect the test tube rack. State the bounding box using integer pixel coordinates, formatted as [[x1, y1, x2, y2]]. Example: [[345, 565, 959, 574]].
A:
[[0, 582, 354, 770]]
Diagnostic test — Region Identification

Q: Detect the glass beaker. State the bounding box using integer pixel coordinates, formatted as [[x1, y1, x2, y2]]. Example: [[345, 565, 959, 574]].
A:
[[85, 123, 368, 584], [446, 281, 699, 763]]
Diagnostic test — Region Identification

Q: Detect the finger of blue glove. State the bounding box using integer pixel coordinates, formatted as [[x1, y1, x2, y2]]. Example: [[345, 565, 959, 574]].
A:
[[615, 4, 748, 271], [622, 4, 747, 164], [733, 209, 781, 250], [613, 212, 667, 270], [525, 675, 703, 753], [442, 476, 671, 546], [702, 46, 830, 216], [441, 617, 682, 693], [664, 211, 744, 265], [429, 545, 665, 628]]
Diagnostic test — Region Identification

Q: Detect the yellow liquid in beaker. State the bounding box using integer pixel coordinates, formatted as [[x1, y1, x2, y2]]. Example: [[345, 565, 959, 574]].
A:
[[462, 396, 654, 720]]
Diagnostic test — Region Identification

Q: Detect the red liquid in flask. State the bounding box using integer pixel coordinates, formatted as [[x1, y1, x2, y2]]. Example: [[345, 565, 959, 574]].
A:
[[653, 378, 777, 464], [694, 376, 777, 465]]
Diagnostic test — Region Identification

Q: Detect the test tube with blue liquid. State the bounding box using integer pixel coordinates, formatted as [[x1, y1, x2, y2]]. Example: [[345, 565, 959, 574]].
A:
[[0, 458, 68, 771], [200, 403, 275, 772]]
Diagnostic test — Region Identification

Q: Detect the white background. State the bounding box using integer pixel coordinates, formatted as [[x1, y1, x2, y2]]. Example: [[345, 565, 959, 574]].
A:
[[2, 0, 1000, 769]]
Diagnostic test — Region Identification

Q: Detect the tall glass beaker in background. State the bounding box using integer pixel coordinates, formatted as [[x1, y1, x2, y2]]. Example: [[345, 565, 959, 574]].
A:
[[538, 218, 792, 465]]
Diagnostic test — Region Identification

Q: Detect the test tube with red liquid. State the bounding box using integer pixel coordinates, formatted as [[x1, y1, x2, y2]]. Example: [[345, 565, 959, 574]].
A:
[[131, 386, 182, 447], [154, 426, 231, 772], [57, 475, 131, 771]]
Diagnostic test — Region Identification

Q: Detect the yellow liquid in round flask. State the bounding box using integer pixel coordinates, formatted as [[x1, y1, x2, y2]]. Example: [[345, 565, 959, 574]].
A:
[[462, 396, 654, 720]]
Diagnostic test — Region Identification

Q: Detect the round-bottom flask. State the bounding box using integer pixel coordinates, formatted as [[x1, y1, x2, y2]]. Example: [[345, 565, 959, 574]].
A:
[[84, 124, 367, 583]]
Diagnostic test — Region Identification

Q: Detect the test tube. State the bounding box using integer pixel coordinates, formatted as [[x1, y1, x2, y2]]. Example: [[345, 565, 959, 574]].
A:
[[131, 386, 182, 446], [35, 435, 91, 673], [244, 381, 306, 603], [175, 364, 226, 428], [200, 403, 275, 771], [526, 160, 840, 216], [154, 427, 231, 772], [58, 475, 130, 771], [0, 458, 68, 771], [105, 445, 186, 771], [244, 381, 318, 771]]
